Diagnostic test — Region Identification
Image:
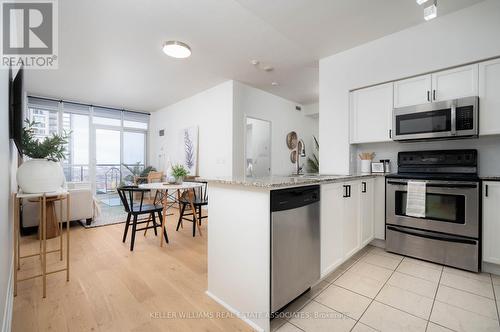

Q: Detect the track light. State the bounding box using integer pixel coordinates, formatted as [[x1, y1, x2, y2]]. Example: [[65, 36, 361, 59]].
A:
[[424, 0, 437, 20]]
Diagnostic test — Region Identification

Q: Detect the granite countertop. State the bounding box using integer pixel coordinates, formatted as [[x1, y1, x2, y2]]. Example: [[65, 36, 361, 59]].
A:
[[200, 173, 387, 189]]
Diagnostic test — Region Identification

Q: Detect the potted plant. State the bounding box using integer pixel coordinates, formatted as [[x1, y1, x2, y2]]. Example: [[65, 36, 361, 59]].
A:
[[171, 164, 189, 184], [17, 120, 70, 193]]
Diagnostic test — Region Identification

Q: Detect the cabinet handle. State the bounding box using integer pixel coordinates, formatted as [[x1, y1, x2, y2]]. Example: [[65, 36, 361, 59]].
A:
[[485, 184, 489, 197], [427, 91, 430, 102], [362, 182, 367, 193], [347, 185, 351, 198], [343, 185, 348, 198], [389, 129, 392, 139], [433, 90, 436, 101]]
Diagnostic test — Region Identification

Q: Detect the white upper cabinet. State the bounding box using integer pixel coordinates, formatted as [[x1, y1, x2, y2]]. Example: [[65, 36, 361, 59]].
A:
[[483, 181, 500, 265], [431, 64, 478, 102], [479, 58, 500, 136], [394, 74, 431, 108], [392, 64, 479, 109], [350, 82, 393, 144]]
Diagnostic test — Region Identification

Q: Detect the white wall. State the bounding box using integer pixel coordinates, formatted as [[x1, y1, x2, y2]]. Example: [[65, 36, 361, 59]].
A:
[[233, 81, 318, 176], [0, 69, 16, 332], [148, 81, 234, 178], [319, 0, 500, 174], [149, 80, 319, 178]]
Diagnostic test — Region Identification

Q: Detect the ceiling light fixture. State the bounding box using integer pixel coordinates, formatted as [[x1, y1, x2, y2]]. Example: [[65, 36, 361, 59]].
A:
[[162, 41, 191, 59], [424, 0, 437, 21], [416, 0, 428, 5], [271, 82, 279, 86]]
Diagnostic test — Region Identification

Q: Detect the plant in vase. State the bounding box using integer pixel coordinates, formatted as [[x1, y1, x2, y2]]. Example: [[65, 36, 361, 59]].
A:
[[171, 164, 189, 184], [18, 119, 70, 193]]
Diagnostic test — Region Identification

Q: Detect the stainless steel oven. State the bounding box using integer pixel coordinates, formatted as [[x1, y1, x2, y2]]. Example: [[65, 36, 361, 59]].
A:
[[392, 96, 478, 141], [386, 179, 479, 238], [385, 149, 481, 272]]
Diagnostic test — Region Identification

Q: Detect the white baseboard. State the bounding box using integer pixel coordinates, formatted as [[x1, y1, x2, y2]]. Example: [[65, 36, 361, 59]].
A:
[[369, 238, 386, 249], [205, 290, 265, 332], [2, 259, 13, 332], [482, 262, 500, 275]]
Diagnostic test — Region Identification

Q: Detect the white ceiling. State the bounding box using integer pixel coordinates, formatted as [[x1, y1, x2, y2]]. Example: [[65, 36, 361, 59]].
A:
[[25, 0, 484, 112]]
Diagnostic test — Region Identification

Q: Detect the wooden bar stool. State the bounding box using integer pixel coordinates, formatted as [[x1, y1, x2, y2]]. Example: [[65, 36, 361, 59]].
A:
[[13, 190, 71, 298]]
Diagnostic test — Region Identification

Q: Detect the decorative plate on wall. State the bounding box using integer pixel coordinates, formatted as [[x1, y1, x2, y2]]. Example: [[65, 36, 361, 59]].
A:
[[286, 131, 298, 150]]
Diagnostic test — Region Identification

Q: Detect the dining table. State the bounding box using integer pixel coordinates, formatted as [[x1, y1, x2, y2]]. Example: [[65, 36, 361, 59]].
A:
[[138, 181, 203, 246]]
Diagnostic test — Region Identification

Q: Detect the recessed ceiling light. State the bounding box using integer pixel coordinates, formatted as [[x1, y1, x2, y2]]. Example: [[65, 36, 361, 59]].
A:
[[250, 60, 260, 66], [271, 82, 279, 86], [416, 0, 428, 5], [424, 1, 437, 20], [162, 41, 191, 59], [263, 66, 274, 72]]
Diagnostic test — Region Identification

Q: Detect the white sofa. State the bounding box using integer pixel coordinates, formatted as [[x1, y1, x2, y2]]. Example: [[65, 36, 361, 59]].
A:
[[22, 182, 95, 228]]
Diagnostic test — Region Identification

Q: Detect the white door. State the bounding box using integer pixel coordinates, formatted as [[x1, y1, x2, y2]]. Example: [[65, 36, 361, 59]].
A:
[[245, 117, 271, 177], [479, 58, 500, 136], [431, 64, 478, 102], [483, 181, 500, 265], [350, 82, 393, 144], [320, 183, 344, 276], [360, 179, 375, 246], [393, 74, 432, 108], [343, 181, 360, 259]]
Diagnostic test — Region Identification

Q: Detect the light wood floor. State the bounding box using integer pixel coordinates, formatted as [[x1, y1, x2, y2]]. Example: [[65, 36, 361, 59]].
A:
[[12, 210, 252, 332]]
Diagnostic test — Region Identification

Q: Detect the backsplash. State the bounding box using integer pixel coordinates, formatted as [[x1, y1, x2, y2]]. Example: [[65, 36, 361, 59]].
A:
[[353, 136, 500, 176]]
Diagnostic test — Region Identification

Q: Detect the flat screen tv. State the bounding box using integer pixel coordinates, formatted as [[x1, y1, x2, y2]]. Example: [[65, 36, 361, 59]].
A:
[[9, 66, 24, 154]]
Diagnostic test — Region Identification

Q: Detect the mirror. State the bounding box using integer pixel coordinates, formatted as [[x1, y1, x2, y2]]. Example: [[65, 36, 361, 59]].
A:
[[245, 117, 271, 177]]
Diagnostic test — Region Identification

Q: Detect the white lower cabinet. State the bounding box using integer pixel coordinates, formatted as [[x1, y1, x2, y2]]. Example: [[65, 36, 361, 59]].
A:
[[483, 181, 500, 265], [321, 183, 345, 275], [373, 177, 386, 240], [321, 178, 377, 276], [360, 179, 375, 246], [343, 181, 360, 258]]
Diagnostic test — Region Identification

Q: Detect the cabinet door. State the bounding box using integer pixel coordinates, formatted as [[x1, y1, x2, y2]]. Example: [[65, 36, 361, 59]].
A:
[[479, 59, 500, 136], [350, 83, 393, 144], [373, 177, 386, 240], [483, 181, 500, 265], [343, 181, 360, 259], [394, 74, 432, 108], [431, 64, 478, 102], [320, 183, 345, 276], [360, 179, 375, 246]]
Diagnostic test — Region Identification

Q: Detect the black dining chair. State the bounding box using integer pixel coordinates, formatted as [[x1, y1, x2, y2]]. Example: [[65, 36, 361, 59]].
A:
[[117, 186, 168, 251], [176, 181, 208, 237]]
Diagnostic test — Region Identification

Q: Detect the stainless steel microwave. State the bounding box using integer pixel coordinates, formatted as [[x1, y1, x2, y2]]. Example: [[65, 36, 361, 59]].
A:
[[392, 96, 478, 141]]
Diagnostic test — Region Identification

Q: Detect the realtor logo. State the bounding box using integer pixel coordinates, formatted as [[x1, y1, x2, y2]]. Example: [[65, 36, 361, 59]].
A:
[[1, 0, 58, 69]]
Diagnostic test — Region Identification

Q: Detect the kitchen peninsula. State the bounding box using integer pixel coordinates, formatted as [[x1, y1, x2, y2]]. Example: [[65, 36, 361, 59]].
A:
[[205, 174, 386, 332]]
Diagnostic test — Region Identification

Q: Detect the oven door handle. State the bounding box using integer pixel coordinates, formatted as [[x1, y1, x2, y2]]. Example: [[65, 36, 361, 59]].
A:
[[387, 226, 477, 245], [386, 181, 477, 189]]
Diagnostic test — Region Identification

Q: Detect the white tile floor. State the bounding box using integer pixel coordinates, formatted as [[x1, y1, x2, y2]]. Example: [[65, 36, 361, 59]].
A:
[[272, 246, 500, 332]]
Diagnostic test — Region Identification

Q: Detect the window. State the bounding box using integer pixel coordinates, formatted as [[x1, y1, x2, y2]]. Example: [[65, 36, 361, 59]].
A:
[[26, 96, 150, 194], [27, 97, 60, 141]]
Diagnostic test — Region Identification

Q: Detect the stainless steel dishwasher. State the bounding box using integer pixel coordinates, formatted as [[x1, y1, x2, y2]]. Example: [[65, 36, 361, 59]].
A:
[[271, 185, 320, 314]]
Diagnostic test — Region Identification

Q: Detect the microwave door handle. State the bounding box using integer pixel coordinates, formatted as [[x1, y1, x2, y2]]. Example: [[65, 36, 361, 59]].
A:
[[451, 104, 457, 136]]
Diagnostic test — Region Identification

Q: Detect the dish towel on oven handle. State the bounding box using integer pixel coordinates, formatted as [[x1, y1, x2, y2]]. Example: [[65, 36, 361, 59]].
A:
[[406, 181, 426, 218]]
